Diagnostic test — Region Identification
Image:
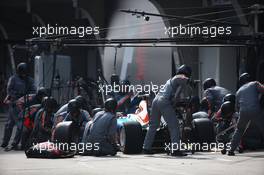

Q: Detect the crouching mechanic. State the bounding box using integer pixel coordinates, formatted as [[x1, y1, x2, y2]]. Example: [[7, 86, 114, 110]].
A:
[[16, 87, 48, 112], [215, 101, 238, 154], [30, 97, 57, 144], [228, 73, 264, 156], [55, 95, 91, 116], [53, 96, 91, 129], [143, 65, 192, 156], [202, 78, 230, 117], [63, 99, 90, 141], [21, 104, 42, 150], [82, 98, 118, 156]]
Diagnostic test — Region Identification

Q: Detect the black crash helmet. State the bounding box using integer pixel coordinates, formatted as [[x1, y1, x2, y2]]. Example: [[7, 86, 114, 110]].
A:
[[67, 99, 81, 114], [36, 87, 48, 99], [91, 108, 103, 118], [223, 94, 236, 104], [239, 73, 251, 87], [104, 98, 117, 113], [75, 95, 87, 109], [203, 78, 216, 91], [17, 62, 28, 76], [176, 65, 192, 78], [42, 96, 57, 111], [221, 101, 235, 119]]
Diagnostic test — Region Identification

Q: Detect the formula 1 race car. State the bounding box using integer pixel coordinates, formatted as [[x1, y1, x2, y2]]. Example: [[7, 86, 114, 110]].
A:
[[28, 94, 215, 157], [117, 98, 169, 154], [117, 95, 215, 154]]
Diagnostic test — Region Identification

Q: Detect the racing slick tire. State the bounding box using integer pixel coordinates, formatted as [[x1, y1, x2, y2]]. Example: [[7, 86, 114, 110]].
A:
[[53, 121, 79, 144], [192, 118, 215, 144], [192, 111, 209, 119], [120, 121, 143, 154]]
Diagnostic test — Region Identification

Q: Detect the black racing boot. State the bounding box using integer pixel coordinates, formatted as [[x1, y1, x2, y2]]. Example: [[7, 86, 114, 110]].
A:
[[1, 142, 8, 148], [171, 150, 187, 157], [238, 146, 244, 153], [221, 149, 227, 155], [142, 149, 155, 155], [10, 144, 20, 150], [227, 151, 235, 156]]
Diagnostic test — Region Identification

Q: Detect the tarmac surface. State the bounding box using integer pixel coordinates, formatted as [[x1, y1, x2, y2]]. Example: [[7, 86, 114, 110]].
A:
[[0, 113, 264, 175]]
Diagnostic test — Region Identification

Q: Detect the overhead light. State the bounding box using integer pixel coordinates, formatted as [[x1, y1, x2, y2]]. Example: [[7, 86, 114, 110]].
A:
[[144, 16, 150, 21]]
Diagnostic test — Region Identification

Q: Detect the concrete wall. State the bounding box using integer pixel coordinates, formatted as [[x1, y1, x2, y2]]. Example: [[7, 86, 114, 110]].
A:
[[199, 47, 237, 97], [199, 47, 220, 97], [219, 47, 237, 93]]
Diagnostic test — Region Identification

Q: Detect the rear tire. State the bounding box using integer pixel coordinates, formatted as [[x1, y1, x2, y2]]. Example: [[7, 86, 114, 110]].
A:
[[192, 118, 215, 144], [120, 121, 143, 154], [53, 121, 79, 144]]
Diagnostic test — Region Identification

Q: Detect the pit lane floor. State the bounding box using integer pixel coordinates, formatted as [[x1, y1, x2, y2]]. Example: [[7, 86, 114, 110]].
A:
[[0, 115, 264, 175], [1, 149, 264, 175]]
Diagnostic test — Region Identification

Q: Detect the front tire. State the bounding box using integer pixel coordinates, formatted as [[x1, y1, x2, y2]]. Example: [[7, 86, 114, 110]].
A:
[[119, 121, 143, 154]]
